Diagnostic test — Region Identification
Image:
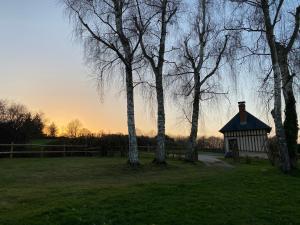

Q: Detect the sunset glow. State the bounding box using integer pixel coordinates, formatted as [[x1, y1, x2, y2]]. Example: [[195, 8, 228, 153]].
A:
[[0, 0, 284, 138]]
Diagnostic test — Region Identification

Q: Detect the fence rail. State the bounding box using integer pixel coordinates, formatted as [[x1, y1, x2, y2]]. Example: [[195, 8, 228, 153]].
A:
[[0, 143, 92, 158], [0, 144, 87, 147], [0, 142, 298, 160], [0, 143, 224, 159]]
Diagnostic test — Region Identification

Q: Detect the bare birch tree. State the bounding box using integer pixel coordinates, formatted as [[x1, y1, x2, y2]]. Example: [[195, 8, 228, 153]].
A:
[[170, 0, 231, 162], [228, 0, 300, 172], [64, 0, 141, 166], [273, 3, 300, 168], [135, 0, 180, 164]]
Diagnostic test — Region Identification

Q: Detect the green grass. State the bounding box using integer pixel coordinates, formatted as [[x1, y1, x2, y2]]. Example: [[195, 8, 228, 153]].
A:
[[0, 157, 300, 225]]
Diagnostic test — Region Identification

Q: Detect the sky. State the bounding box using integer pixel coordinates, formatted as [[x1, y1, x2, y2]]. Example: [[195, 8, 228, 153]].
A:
[[0, 0, 292, 137]]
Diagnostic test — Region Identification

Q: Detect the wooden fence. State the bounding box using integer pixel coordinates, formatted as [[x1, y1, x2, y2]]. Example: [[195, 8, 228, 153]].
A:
[[0, 143, 224, 159], [0, 143, 92, 158]]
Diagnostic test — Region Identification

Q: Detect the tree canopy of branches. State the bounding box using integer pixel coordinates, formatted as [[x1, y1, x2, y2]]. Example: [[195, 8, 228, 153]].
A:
[[64, 0, 142, 166], [0, 100, 44, 143]]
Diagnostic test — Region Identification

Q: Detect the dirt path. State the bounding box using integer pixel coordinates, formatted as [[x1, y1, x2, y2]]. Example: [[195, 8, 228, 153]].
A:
[[198, 154, 233, 168]]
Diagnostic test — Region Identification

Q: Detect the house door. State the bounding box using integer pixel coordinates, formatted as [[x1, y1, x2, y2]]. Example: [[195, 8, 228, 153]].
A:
[[228, 139, 238, 152], [228, 139, 239, 159]]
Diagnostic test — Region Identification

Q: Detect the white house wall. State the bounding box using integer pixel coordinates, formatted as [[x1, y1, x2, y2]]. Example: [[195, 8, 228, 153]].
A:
[[224, 130, 269, 153]]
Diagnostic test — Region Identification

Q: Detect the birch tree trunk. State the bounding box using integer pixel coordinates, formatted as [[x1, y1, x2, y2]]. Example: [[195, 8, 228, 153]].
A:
[[261, 0, 291, 172], [125, 66, 139, 166], [154, 69, 166, 164], [186, 72, 201, 162], [276, 44, 298, 169], [271, 63, 291, 172]]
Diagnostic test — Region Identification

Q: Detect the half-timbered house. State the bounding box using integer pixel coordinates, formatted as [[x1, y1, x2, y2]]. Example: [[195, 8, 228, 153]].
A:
[[219, 102, 271, 155]]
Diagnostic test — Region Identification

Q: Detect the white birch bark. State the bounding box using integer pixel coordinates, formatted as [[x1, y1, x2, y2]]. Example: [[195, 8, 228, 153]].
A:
[[153, 0, 168, 164], [186, 72, 200, 161], [115, 2, 139, 166], [155, 72, 166, 164], [125, 66, 139, 166], [271, 64, 291, 172], [261, 0, 291, 172], [277, 43, 298, 168]]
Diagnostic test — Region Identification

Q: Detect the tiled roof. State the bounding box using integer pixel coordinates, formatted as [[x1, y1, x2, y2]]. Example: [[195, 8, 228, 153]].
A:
[[219, 111, 272, 133]]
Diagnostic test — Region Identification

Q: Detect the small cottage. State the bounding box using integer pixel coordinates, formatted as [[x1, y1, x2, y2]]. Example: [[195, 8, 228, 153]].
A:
[[219, 102, 271, 155]]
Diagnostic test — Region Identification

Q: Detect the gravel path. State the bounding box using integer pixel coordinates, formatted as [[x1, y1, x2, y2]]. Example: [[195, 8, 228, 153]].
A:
[[198, 154, 233, 168]]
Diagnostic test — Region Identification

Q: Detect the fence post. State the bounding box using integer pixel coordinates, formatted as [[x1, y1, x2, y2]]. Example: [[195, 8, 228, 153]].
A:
[[41, 146, 44, 158], [85, 144, 88, 157], [10, 142, 14, 159], [63, 144, 66, 157]]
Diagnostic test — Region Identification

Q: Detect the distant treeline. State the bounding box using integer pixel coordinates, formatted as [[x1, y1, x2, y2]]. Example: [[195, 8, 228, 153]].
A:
[[0, 99, 225, 151], [44, 134, 224, 151], [0, 100, 44, 143], [2, 100, 298, 155]]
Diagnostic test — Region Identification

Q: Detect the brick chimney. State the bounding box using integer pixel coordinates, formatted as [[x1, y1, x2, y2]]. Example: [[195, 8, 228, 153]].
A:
[[238, 101, 246, 124]]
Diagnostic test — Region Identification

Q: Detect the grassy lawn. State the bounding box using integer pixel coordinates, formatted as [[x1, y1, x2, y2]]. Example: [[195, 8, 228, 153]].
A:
[[0, 156, 300, 225]]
